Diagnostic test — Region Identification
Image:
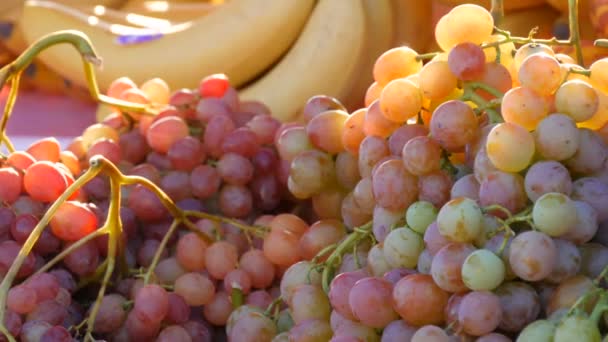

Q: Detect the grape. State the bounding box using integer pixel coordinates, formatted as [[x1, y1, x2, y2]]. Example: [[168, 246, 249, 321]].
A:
[[154, 257, 187, 284], [165, 293, 190, 325], [518, 54, 561, 95], [288, 319, 332, 342], [290, 149, 335, 195], [474, 147, 499, 183], [381, 320, 417, 342], [175, 272, 215, 306], [0, 240, 36, 278], [450, 174, 480, 202], [461, 249, 505, 291], [554, 315, 601, 342], [555, 80, 599, 122], [203, 291, 232, 326], [560, 201, 599, 245], [126, 309, 161, 340], [379, 78, 422, 123], [335, 152, 361, 190], [302, 95, 346, 122], [363, 100, 400, 138], [280, 261, 322, 302], [133, 284, 169, 324], [24, 137, 59, 163], [532, 193, 577, 236], [7, 285, 37, 314], [486, 122, 535, 173], [417, 249, 433, 274], [358, 135, 390, 178], [406, 201, 438, 234], [476, 333, 511, 342], [448, 42, 486, 81], [524, 161, 572, 202], [328, 270, 367, 321], [306, 109, 348, 154], [372, 159, 418, 211], [419, 60, 457, 100], [458, 291, 502, 336], [509, 231, 557, 281], [534, 114, 580, 161], [298, 219, 346, 261], [190, 164, 221, 200], [580, 243, 608, 278], [437, 197, 482, 243], [411, 325, 449, 342], [0, 167, 21, 204], [429, 100, 478, 152], [20, 320, 52, 342], [6, 151, 36, 171], [23, 161, 68, 203], [547, 275, 594, 316], [348, 277, 398, 328], [365, 82, 383, 107], [157, 325, 193, 342], [181, 321, 213, 342], [353, 177, 375, 215], [431, 243, 475, 292], [26, 300, 67, 325], [445, 293, 465, 329], [418, 170, 454, 209], [547, 239, 582, 284], [373, 47, 422, 86], [203, 114, 236, 158], [342, 108, 366, 155], [372, 206, 402, 243], [565, 129, 608, 175], [145, 116, 189, 154], [218, 184, 253, 218], [229, 310, 277, 342], [424, 221, 452, 255], [93, 294, 127, 334], [435, 4, 494, 50], [224, 269, 252, 295], [288, 284, 331, 324], [367, 243, 392, 277], [388, 124, 428, 156], [276, 126, 314, 162], [87, 138, 122, 164], [501, 86, 550, 130], [513, 43, 555, 70], [402, 136, 442, 176], [475, 62, 513, 100], [235, 252, 274, 291], [579, 90, 608, 130], [166, 136, 205, 171], [493, 282, 541, 332], [517, 320, 556, 342], [382, 227, 424, 269], [221, 127, 260, 157], [392, 274, 449, 326], [571, 177, 608, 221]]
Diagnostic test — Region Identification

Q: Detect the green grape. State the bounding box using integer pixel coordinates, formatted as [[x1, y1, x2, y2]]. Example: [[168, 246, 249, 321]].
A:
[[383, 227, 424, 269], [461, 249, 505, 291], [437, 197, 483, 242], [516, 320, 556, 342], [554, 315, 601, 342], [406, 201, 438, 234], [532, 193, 577, 237]]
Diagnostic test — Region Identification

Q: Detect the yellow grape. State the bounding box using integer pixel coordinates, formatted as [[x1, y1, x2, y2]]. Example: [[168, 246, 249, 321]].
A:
[[486, 122, 535, 172], [482, 34, 516, 67], [379, 79, 423, 123], [518, 54, 561, 96], [513, 43, 555, 71], [405, 74, 421, 87], [365, 82, 383, 107], [81, 123, 120, 147], [306, 110, 349, 154], [419, 60, 457, 100], [555, 80, 599, 122], [140, 78, 170, 104], [107, 76, 137, 98], [431, 53, 449, 62], [555, 53, 576, 64], [501, 86, 550, 131], [578, 90, 608, 130], [435, 5, 494, 51], [590, 58, 608, 93], [373, 47, 422, 87]]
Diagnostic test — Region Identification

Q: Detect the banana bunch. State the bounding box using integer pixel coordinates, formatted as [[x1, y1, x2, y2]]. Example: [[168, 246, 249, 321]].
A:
[[2, 0, 434, 121]]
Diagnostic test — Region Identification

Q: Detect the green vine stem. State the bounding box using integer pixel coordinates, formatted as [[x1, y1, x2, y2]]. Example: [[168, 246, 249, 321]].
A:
[[490, 0, 504, 27], [568, 0, 584, 66]]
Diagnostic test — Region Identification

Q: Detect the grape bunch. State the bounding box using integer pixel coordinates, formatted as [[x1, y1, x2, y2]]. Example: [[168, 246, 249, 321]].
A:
[[2, 2, 608, 342]]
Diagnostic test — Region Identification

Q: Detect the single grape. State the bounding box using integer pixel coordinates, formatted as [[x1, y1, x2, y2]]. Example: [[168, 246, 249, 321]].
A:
[[478, 171, 527, 218], [501, 86, 550, 130], [495, 282, 541, 332], [448, 42, 486, 80], [461, 249, 505, 291], [383, 227, 424, 269], [392, 274, 449, 326], [373, 47, 422, 86], [419, 60, 457, 100], [509, 231, 557, 281], [554, 315, 601, 342], [532, 192, 577, 236], [486, 122, 535, 173], [372, 159, 418, 211], [435, 5, 494, 50], [524, 161, 572, 202], [289, 284, 331, 324], [555, 80, 599, 122], [437, 197, 483, 243], [406, 201, 438, 234], [402, 136, 442, 176], [379, 78, 422, 123], [429, 100, 478, 152], [458, 291, 502, 336], [431, 242, 476, 292], [306, 109, 348, 154], [534, 114, 580, 161]]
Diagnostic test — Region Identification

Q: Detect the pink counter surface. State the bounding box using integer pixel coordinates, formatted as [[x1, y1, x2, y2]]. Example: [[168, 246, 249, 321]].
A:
[[0, 88, 97, 150]]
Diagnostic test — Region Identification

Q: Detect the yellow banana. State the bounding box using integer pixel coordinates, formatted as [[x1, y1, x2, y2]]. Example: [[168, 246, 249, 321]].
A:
[[342, 0, 395, 111], [391, 0, 433, 53], [114, 1, 221, 23], [238, 0, 367, 122], [19, 0, 315, 93]]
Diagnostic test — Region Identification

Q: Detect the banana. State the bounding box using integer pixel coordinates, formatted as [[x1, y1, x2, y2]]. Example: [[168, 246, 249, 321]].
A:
[[391, 0, 433, 53], [436, 0, 547, 12], [590, 0, 608, 37], [341, 0, 394, 111], [19, 0, 315, 93], [239, 0, 366, 122], [116, 1, 222, 23]]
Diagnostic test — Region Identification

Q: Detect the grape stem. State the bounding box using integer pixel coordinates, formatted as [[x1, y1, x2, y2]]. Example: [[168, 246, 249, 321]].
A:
[[589, 292, 608, 325], [318, 221, 373, 293], [490, 0, 504, 27], [461, 85, 504, 124], [415, 52, 440, 61]]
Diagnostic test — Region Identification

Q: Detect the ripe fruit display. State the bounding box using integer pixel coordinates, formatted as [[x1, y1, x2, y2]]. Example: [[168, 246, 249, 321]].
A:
[[3, 1, 608, 342]]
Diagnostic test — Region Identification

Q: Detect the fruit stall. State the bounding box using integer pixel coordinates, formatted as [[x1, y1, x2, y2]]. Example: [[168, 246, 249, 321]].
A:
[[1, 0, 608, 341]]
